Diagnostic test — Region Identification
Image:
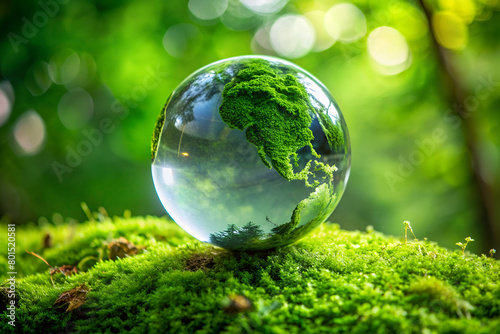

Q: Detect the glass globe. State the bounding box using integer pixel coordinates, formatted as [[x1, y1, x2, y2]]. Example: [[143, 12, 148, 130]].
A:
[[151, 55, 350, 251]]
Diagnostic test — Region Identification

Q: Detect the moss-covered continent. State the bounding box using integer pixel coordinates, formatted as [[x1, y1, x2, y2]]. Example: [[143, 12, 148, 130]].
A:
[[1, 216, 499, 333], [219, 60, 320, 182]]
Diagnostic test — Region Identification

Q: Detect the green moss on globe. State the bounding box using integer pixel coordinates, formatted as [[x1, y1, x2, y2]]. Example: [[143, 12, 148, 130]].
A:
[[315, 108, 344, 151], [219, 60, 320, 182], [151, 94, 171, 162]]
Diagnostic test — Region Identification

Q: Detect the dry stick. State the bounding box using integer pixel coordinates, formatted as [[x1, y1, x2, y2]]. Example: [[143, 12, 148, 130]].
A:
[[417, 0, 499, 252], [26, 250, 77, 287], [26, 250, 57, 287]]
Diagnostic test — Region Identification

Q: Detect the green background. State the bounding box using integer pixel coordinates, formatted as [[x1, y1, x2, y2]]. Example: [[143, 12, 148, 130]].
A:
[[1, 0, 499, 253]]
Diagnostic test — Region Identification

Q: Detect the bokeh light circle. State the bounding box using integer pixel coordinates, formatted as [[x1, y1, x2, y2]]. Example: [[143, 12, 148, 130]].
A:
[[305, 11, 336, 52], [438, 0, 476, 24], [220, 0, 259, 31], [433, 11, 468, 50], [25, 61, 52, 96], [48, 50, 81, 85], [367, 26, 411, 71], [0, 80, 14, 127], [163, 24, 200, 58], [270, 14, 316, 58], [57, 88, 94, 130], [13, 110, 46, 155], [251, 24, 274, 53], [324, 3, 367, 43], [188, 0, 228, 20]]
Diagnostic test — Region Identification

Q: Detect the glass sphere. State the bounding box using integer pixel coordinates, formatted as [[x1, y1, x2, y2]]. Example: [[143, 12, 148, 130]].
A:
[[151, 55, 350, 251]]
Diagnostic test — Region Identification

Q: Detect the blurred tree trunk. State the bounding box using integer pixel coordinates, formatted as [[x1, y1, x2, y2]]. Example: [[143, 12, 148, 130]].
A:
[[418, 0, 499, 252]]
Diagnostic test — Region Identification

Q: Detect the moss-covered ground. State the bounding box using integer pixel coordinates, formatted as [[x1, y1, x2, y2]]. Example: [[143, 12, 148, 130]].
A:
[[1, 215, 499, 333]]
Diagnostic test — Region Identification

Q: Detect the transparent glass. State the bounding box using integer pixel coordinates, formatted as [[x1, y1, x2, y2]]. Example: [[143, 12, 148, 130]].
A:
[[152, 55, 350, 251]]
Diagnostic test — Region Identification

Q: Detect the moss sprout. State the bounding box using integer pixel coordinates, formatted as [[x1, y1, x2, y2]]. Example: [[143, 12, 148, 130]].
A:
[[403, 220, 416, 245], [456, 236, 475, 256]]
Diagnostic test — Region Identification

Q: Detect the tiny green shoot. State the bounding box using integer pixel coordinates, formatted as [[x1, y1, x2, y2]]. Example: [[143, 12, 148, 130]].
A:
[[403, 221, 417, 245], [80, 202, 95, 222], [456, 237, 474, 256], [403, 221, 429, 255]]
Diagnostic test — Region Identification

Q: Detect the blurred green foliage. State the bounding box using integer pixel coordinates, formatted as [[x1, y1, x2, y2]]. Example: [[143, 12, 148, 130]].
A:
[[0, 0, 499, 252]]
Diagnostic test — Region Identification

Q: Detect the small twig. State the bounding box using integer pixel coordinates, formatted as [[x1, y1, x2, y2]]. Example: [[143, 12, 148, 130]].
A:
[[26, 249, 52, 267], [26, 250, 76, 287], [26, 250, 56, 286]]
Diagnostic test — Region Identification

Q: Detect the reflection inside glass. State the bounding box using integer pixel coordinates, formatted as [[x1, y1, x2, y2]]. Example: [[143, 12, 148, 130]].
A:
[[152, 55, 350, 251]]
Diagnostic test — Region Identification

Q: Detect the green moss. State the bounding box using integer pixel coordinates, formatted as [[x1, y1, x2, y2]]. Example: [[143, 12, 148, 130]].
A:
[[407, 276, 473, 317], [219, 60, 320, 182], [151, 58, 341, 186], [315, 109, 344, 151], [1, 216, 499, 333], [151, 93, 171, 162]]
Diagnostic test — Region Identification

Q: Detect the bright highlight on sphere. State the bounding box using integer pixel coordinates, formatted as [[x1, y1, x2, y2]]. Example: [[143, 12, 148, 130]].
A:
[[151, 56, 351, 251]]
